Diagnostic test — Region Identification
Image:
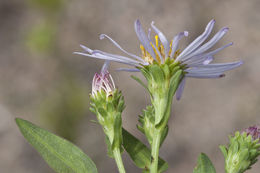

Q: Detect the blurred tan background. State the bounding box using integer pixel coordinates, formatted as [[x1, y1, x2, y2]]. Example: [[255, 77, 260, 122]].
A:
[[0, 0, 260, 172]]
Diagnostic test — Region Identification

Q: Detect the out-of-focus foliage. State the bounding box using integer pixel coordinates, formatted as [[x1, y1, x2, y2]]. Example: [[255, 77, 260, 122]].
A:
[[25, 0, 62, 53], [26, 21, 56, 53], [25, 0, 88, 144], [39, 78, 89, 142], [26, 0, 64, 12]]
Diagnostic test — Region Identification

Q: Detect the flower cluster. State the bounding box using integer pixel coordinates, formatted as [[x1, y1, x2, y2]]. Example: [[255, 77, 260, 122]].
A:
[[80, 19, 245, 173]]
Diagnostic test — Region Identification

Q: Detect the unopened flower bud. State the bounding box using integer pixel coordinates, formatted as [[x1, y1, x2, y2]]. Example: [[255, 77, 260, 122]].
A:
[[90, 61, 125, 156], [220, 126, 260, 173], [91, 62, 115, 98]]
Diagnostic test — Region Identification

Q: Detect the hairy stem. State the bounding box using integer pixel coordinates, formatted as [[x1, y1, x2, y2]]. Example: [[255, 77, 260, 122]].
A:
[[150, 130, 162, 173], [113, 147, 126, 173]]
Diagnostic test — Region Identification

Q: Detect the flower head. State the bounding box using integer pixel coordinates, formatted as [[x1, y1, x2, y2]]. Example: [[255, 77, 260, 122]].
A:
[[90, 61, 125, 155], [220, 128, 260, 173], [91, 61, 115, 98], [75, 19, 242, 99], [244, 125, 260, 141]]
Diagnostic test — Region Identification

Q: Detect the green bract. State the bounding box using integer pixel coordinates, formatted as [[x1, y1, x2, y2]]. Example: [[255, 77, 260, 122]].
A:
[[90, 89, 125, 153], [140, 61, 184, 127], [137, 106, 168, 147], [220, 131, 260, 173], [132, 60, 184, 173], [133, 59, 184, 140]]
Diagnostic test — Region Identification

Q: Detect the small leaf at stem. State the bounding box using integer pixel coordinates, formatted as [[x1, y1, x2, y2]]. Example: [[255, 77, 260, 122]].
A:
[[122, 128, 168, 172], [219, 145, 228, 159], [131, 75, 151, 96], [193, 153, 216, 173]]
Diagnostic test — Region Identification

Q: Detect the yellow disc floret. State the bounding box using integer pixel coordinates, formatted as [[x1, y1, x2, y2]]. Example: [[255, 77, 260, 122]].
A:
[[140, 35, 181, 65]]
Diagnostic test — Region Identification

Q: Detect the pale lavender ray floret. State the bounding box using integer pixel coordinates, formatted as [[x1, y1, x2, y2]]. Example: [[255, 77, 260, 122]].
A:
[[135, 20, 157, 60], [151, 21, 170, 60], [75, 19, 243, 100], [170, 31, 189, 58], [175, 19, 216, 62], [147, 28, 164, 62]]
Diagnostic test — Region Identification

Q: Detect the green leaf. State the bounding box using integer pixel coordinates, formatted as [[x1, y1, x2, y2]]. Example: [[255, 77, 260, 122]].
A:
[[170, 66, 180, 77], [168, 70, 183, 100], [131, 75, 147, 89], [97, 107, 108, 118], [122, 128, 168, 172], [16, 118, 98, 173], [193, 153, 216, 173], [219, 145, 228, 159], [131, 75, 151, 96], [139, 67, 152, 82], [160, 125, 168, 147], [111, 114, 123, 150], [149, 65, 165, 83], [105, 135, 114, 158], [161, 64, 170, 79], [155, 70, 182, 129]]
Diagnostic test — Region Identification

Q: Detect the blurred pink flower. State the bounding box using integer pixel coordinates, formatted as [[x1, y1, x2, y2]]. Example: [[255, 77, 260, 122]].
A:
[[244, 125, 260, 141]]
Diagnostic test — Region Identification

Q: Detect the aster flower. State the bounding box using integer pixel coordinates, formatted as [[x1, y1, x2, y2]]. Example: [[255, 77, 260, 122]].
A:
[[75, 19, 242, 99]]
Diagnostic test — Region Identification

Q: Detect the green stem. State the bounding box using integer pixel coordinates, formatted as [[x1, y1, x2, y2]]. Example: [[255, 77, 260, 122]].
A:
[[113, 147, 126, 173], [150, 130, 162, 173]]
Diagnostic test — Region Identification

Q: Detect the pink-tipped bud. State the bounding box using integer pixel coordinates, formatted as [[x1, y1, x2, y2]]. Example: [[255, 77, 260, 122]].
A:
[[92, 70, 115, 98]]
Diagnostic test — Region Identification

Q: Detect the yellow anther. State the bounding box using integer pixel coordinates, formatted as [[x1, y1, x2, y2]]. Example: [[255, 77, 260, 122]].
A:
[[151, 43, 161, 63], [140, 45, 146, 56], [170, 40, 173, 48], [155, 35, 159, 49], [168, 40, 173, 56], [174, 49, 181, 59], [160, 45, 165, 58]]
